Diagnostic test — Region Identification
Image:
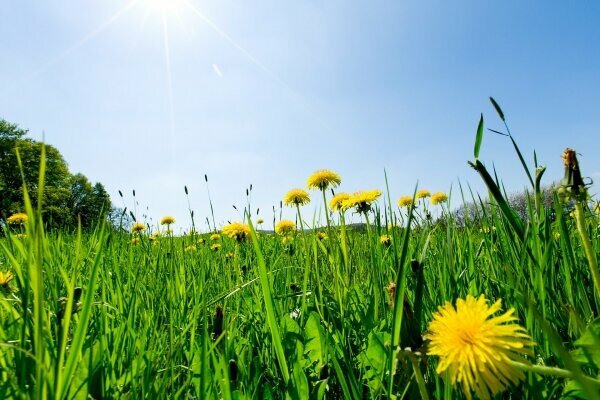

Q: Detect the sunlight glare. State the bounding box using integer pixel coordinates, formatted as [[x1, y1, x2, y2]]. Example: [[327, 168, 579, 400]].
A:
[[145, 0, 186, 14]]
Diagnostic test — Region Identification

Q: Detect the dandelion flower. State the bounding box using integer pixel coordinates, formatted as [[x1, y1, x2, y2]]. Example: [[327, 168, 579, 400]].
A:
[[307, 169, 341, 191], [0, 271, 15, 293], [343, 190, 381, 213], [283, 189, 310, 207], [431, 192, 448, 205], [7, 213, 28, 225], [161, 216, 176, 226], [197, 238, 206, 245], [416, 190, 431, 199], [222, 222, 251, 242], [275, 220, 296, 236], [281, 236, 293, 245], [317, 231, 327, 241], [211, 243, 221, 251], [210, 233, 221, 241], [380, 234, 392, 247], [397, 196, 413, 208], [257, 218, 265, 224], [329, 193, 351, 212], [131, 222, 146, 233], [184, 244, 197, 252], [131, 237, 140, 246], [425, 295, 533, 400]]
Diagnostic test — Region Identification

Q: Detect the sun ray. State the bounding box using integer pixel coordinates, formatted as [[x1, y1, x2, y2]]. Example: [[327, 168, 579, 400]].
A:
[[161, 14, 177, 170]]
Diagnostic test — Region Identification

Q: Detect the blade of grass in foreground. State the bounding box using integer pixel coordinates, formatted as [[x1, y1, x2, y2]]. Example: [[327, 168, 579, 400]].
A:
[[247, 216, 290, 386]]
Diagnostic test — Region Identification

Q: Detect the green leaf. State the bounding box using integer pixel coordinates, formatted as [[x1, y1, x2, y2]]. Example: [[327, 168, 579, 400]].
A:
[[474, 113, 484, 159], [489, 96, 505, 121], [304, 312, 327, 374]]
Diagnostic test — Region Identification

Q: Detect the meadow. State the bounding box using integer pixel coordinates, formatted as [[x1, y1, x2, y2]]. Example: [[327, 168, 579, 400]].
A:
[[1, 102, 599, 399]]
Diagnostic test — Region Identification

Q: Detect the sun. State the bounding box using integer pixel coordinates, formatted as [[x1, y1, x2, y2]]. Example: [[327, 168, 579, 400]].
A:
[[144, 0, 187, 14]]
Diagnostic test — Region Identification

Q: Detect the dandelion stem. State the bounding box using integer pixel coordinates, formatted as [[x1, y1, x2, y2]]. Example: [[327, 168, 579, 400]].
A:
[[574, 202, 600, 300], [511, 361, 600, 388]]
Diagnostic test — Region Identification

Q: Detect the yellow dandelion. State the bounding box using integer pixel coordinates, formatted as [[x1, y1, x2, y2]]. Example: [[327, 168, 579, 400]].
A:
[[275, 220, 296, 236], [283, 189, 310, 207], [281, 235, 293, 245], [7, 213, 28, 225], [380, 234, 392, 247], [257, 218, 265, 224], [431, 192, 448, 205], [210, 243, 221, 251], [343, 190, 382, 213], [425, 295, 533, 400], [161, 216, 176, 226], [397, 196, 413, 208], [131, 222, 146, 233], [131, 237, 140, 246], [307, 169, 342, 191], [0, 271, 15, 293], [210, 233, 221, 241], [416, 189, 431, 199], [197, 238, 206, 245], [184, 244, 197, 252], [329, 193, 351, 212], [222, 222, 251, 242], [317, 231, 327, 241]]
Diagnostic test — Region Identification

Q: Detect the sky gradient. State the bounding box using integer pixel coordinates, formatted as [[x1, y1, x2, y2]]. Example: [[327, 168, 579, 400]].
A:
[[1, 0, 599, 231]]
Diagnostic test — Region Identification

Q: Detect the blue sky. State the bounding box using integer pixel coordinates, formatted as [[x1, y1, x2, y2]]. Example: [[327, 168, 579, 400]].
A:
[[1, 0, 599, 231]]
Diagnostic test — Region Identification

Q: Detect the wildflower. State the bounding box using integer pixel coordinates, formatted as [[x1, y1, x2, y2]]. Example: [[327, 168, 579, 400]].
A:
[[131, 237, 140, 246], [275, 220, 296, 236], [184, 245, 197, 252], [416, 190, 431, 199], [425, 295, 533, 400], [317, 231, 327, 241], [197, 238, 205, 245], [211, 243, 221, 251], [131, 222, 146, 233], [257, 218, 265, 224], [210, 233, 221, 241], [380, 234, 392, 247], [595, 203, 600, 215], [386, 282, 396, 308], [283, 189, 310, 207], [431, 192, 448, 205], [281, 235, 293, 245], [343, 190, 381, 213], [0, 271, 14, 294], [397, 196, 413, 208], [161, 216, 176, 226], [222, 222, 251, 242], [307, 169, 342, 191], [329, 193, 351, 212], [7, 213, 28, 225], [225, 252, 234, 260], [149, 232, 160, 242]]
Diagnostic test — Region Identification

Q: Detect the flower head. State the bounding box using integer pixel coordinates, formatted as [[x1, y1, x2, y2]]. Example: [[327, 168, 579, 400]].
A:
[[283, 189, 310, 207], [380, 234, 392, 247], [184, 245, 197, 252], [131, 222, 146, 233], [416, 190, 431, 199], [210, 233, 221, 241], [0, 271, 15, 294], [343, 190, 381, 213], [161, 216, 176, 226], [281, 235, 293, 245], [397, 196, 413, 208], [275, 220, 296, 236], [307, 169, 342, 191], [425, 295, 533, 400], [329, 193, 351, 212], [431, 192, 448, 205], [257, 218, 265, 224], [210, 243, 221, 251], [222, 222, 251, 242], [317, 231, 328, 241], [7, 213, 28, 225]]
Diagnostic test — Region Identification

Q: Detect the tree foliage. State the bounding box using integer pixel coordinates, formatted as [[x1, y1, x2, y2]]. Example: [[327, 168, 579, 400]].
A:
[[0, 118, 112, 229]]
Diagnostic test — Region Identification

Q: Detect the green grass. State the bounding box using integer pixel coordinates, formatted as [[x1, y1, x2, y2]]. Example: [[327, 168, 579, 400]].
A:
[[1, 104, 600, 399]]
